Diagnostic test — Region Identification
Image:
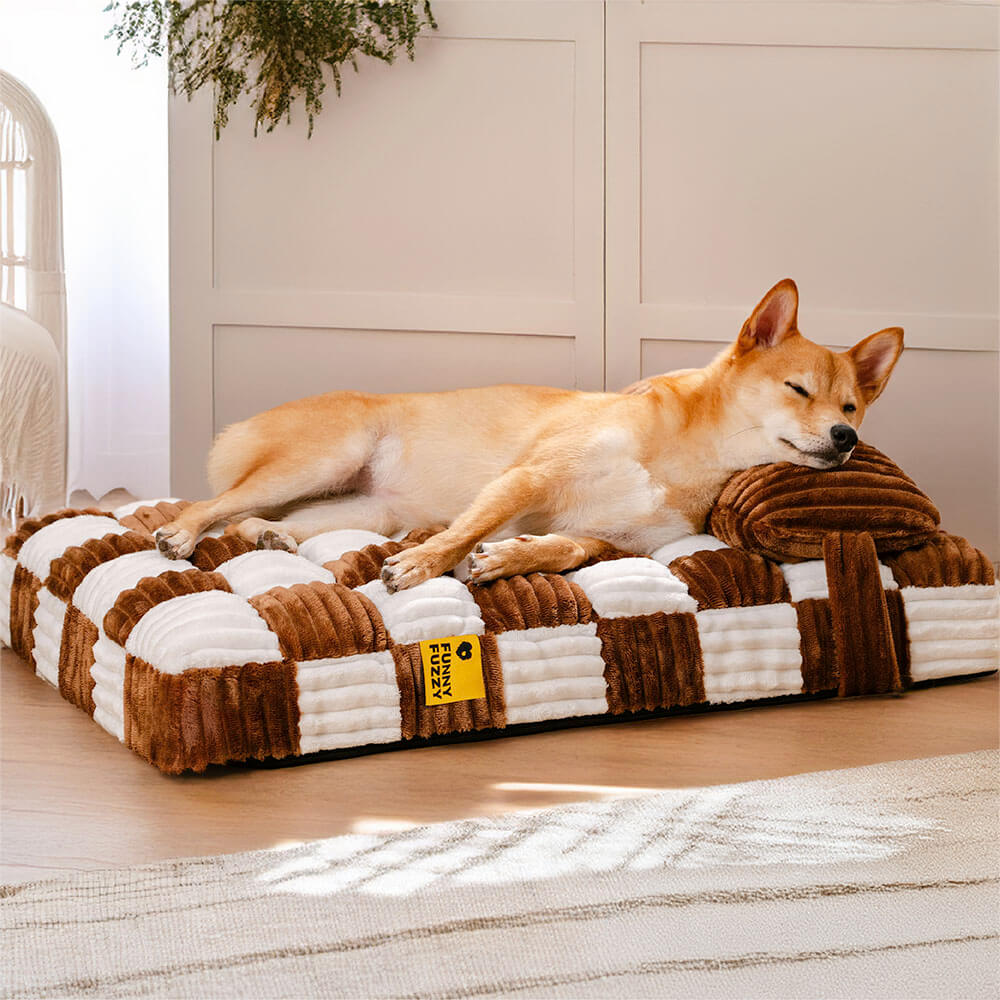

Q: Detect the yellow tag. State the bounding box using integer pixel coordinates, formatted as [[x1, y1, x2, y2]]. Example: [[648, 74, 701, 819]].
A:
[[419, 635, 485, 705]]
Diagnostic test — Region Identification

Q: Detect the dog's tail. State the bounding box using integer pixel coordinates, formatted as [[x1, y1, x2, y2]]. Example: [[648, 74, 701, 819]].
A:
[[206, 420, 267, 496]]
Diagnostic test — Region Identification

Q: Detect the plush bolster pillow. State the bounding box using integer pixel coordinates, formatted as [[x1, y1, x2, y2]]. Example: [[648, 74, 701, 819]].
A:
[[708, 442, 941, 563]]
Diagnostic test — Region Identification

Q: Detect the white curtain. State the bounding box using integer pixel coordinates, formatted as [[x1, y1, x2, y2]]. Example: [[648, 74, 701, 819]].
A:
[[0, 0, 169, 501]]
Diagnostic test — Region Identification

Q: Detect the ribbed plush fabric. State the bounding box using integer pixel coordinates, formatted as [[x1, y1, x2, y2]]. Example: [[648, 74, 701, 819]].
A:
[[296, 651, 401, 754], [709, 442, 941, 562], [496, 623, 607, 724]]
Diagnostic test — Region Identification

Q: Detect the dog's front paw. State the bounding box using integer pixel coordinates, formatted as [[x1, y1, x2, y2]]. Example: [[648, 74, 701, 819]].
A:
[[154, 524, 196, 560], [466, 537, 530, 583], [381, 545, 448, 593]]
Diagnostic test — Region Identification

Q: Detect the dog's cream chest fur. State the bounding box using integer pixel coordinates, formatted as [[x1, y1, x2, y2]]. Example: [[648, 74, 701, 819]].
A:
[[547, 427, 692, 553]]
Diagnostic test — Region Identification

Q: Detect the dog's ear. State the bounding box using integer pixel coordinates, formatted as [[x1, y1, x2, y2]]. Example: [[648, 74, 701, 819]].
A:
[[737, 278, 799, 353], [845, 327, 904, 404]]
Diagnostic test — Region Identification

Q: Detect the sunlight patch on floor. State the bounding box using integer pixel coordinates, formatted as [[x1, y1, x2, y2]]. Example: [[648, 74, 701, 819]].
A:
[[252, 782, 939, 899]]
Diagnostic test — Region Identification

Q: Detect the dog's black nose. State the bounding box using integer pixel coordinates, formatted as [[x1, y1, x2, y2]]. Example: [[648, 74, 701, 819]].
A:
[[830, 424, 858, 453]]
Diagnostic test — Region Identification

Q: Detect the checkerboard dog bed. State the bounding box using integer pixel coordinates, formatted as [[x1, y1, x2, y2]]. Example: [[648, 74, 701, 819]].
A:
[[2, 444, 997, 773]]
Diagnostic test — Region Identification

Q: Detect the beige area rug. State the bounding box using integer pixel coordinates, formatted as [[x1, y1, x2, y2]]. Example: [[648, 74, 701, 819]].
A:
[[3, 752, 997, 999]]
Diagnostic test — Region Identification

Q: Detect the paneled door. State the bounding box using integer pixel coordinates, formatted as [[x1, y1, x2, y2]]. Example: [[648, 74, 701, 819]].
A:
[[169, 1, 605, 497], [605, 1, 1000, 556]]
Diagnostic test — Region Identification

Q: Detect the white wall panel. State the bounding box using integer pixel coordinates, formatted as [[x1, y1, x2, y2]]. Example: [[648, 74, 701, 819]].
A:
[[859, 349, 998, 560], [637, 44, 998, 321], [213, 37, 576, 299], [213, 325, 575, 430], [637, 340, 722, 387]]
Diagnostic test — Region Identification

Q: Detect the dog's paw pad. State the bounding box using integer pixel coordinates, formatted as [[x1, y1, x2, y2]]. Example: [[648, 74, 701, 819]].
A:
[[256, 529, 297, 553]]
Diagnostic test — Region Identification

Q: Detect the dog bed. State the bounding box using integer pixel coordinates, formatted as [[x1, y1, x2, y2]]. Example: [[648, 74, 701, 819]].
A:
[[2, 444, 997, 774]]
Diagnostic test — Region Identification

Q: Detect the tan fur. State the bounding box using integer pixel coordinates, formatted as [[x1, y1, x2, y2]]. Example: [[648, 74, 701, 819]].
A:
[[155, 280, 904, 591]]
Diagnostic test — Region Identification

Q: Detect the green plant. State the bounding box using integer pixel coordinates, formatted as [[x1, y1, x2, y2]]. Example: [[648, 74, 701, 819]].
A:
[[106, 0, 437, 137]]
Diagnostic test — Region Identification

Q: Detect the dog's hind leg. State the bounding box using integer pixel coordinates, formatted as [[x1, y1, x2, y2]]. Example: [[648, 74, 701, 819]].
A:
[[154, 469, 332, 560], [155, 415, 377, 559], [228, 495, 404, 552]]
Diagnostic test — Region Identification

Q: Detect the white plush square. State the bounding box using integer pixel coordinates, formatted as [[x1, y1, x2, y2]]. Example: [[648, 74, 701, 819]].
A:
[[495, 623, 607, 724], [32, 587, 67, 687], [216, 550, 335, 597], [67, 549, 184, 741], [124, 590, 283, 673], [74, 549, 192, 627], [298, 530, 392, 567], [650, 533, 729, 566], [781, 558, 897, 603], [568, 557, 696, 618], [17, 515, 130, 582], [91, 635, 127, 741], [0, 553, 15, 647], [901, 584, 1000, 682], [296, 650, 402, 754], [356, 577, 484, 645], [696, 603, 803, 704]]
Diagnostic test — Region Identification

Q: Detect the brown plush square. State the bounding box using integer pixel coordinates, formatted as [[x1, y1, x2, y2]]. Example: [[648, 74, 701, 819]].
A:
[[668, 548, 790, 610], [124, 655, 300, 773], [795, 598, 837, 694], [598, 612, 705, 713], [46, 531, 154, 603], [58, 605, 98, 716], [188, 534, 255, 571], [882, 532, 996, 589], [9, 564, 41, 665], [471, 573, 593, 632], [249, 582, 389, 661]]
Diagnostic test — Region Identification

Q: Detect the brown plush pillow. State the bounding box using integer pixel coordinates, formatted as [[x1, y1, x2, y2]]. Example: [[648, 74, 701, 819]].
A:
[[708, 442, 940, 563]]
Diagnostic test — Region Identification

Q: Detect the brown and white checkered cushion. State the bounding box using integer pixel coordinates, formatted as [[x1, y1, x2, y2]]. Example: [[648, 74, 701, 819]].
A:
[[2, 501, 997, 773]]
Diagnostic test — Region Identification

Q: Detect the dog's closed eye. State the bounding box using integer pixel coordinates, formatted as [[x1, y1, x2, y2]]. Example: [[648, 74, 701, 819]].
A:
[[784, 381, 810, 398]]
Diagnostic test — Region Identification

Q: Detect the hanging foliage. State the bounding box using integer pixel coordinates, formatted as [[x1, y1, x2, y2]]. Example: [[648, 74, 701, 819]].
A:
[[105, 0, 437, 137]]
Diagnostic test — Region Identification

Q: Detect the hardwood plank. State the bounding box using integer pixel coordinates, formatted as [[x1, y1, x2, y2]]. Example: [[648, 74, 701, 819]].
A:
[[1, 646, 996, 884]]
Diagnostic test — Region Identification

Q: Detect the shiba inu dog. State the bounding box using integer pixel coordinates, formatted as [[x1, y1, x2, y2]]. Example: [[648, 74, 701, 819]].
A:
[[155, 279, 903, 591]]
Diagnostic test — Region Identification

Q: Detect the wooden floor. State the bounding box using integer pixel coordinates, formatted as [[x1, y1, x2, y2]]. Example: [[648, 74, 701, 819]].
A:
[[2, 645, 996, 885]]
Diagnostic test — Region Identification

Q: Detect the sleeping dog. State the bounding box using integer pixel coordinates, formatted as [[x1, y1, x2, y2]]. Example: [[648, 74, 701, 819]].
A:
[[155, 279, 903, 591]]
